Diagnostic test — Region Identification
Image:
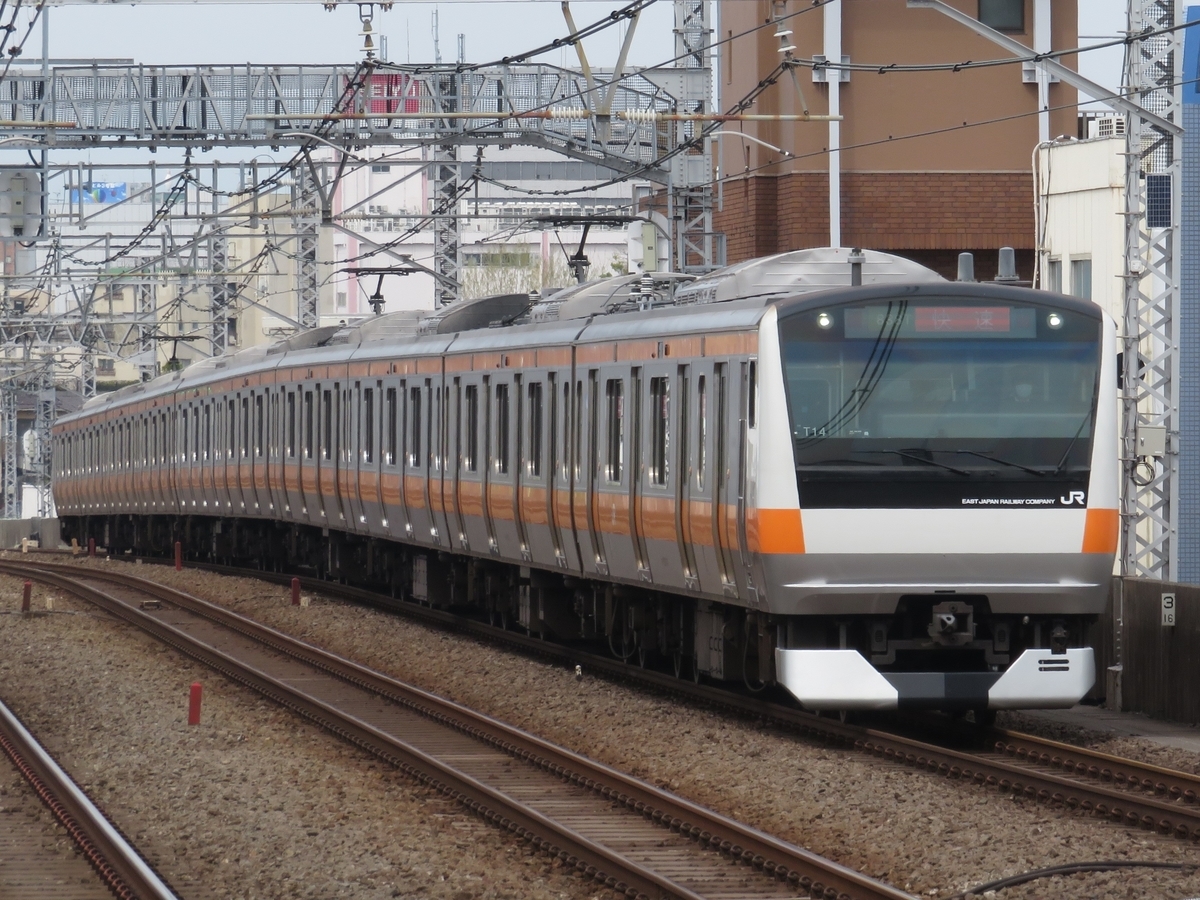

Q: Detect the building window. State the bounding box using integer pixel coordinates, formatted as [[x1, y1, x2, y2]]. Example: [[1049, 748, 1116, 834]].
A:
[[1046, 259, 1062, 293], [978, 0, 1023, 32], [97, 358, 116, 376], [1070, 258, 1092, 301]]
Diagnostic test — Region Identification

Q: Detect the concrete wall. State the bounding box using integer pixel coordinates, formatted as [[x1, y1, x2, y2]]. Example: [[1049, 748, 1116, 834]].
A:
[[0, 517, 60, 550]]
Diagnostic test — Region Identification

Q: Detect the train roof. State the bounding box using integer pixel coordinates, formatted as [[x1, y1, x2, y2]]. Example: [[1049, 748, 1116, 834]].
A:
[[58, 249, 958, 423]]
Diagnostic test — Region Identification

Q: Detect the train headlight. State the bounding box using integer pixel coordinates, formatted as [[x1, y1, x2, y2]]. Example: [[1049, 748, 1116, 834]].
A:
[[816, 312, 834, 330], [1046, 312, 1064, 330]]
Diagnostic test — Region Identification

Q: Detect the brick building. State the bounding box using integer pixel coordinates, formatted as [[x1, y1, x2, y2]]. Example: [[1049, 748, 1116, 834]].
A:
[[715, 0, 1078, 279]]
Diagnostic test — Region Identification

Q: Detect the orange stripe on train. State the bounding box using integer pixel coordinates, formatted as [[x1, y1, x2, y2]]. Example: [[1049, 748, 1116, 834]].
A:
[[753, 508, 806, 555], [1082, 508, 1118, 554]]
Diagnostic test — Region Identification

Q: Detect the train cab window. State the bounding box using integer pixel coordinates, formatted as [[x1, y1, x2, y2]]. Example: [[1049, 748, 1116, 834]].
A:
[[321, 390, 332, 460], [464, 384, 478, 471], [363, 388, 374, 463], [385, 388, 397, 465], [650, 377, 669, 486], [528, 382, 543, 477], [495, 384, 510, 475], [697, 375, 707, 490], [286, 392, 296, 458], [605, 378, 624, 483], [409, 386, 422, 467], [255, 394, 264, 457]]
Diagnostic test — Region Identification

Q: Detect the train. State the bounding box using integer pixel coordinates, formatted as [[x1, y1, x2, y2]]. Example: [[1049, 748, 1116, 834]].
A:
[[52, 247, 1118, 716]]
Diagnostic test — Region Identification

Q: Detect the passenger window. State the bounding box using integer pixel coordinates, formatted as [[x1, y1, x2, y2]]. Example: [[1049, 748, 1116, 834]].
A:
[[748, 359, 757, 429], [528, 382, 543, 478], [255, 395, 264, 457], [286, 392, 296, 458], [363, 388, 374, 463], [321, 390, 332, 460], [385, 388, 397, 465], [464, 385, 478, 471], [242, 397, 250, 458], [409, 386, 422, 467], [605, 378, 623, 483], [304, 391, 314, 459], [227, 400, 236, 458], [495, 384, 510, 475], [650, 377, 669, 486], [203, 405, 211, 460], [697, 375, 707, 490]]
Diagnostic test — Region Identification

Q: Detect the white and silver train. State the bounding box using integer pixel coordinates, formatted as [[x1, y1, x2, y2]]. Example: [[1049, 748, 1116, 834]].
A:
[[53, 248, 1118, 714]]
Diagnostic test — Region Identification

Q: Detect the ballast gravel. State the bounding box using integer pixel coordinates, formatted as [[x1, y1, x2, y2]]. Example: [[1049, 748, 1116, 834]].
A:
[[0, 571, 597, 900], [9, 554, 1200, 900]]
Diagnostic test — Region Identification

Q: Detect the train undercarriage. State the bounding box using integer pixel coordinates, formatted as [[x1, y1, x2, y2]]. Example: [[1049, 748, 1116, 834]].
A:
[[62, 513, 1098, 712]]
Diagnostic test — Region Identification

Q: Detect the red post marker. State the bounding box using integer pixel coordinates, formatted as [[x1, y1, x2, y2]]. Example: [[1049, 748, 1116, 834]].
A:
[[87, 537, 96, 558], [174, 541, 182, 572], [188, 683, 203, 725], [291, 577, 301, 606], [20, 581, 30, 613]]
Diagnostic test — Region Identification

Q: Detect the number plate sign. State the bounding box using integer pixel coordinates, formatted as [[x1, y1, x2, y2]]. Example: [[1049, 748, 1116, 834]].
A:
[[1162, 592, 1176, 627]]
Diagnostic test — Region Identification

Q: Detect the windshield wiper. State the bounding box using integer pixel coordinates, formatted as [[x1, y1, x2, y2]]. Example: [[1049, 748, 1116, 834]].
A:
[[941, 449, 1047, 477], [1053, 414, 1093, 476], [857, 449, 971, 476]]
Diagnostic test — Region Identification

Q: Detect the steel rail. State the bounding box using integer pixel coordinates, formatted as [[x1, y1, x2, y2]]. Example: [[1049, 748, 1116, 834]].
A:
[[989, 729, 1200, 806], [0, 692, 181, 900], [2, 560, 915, 900], [104, 557, 1200, 845]]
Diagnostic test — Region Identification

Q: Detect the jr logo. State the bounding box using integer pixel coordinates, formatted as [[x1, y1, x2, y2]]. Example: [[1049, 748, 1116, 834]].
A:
[[1060, 490, 1086, 506]]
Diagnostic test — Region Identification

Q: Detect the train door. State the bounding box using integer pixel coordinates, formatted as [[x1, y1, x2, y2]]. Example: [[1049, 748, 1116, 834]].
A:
[[300, 385, 320, 522], [737, 358, 760, 602], [316, 384, 332, 522], [629, 367, 650, 579], [684, 366, 720, 594], [593, 368, 637, 579], [403, 379, 434, 545], [487, 375, 519, 559], [546, 372, 577, 570], [576, 371, 606, 577], [481, 375, 500, 555], [675, 365, 699, 590], [713, 363, 738, 596], [347, 381, 367, 529], [519, 376, 553, 567], [252, 391, 267, 514], [450, 377, 468, 548], [432, 378, 452, 549], [378, 379, 401, 538], [511, 375, 531, 560]]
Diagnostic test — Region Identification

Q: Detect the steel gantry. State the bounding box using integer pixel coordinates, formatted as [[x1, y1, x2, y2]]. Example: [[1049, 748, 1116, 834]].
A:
[[908, 0, 1186, 579]]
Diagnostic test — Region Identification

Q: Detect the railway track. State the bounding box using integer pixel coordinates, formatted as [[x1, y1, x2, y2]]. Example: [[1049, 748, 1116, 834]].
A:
[[0, 559, 915, 900], [83, 556, 1200, 847], [0, 685, 180, 900]]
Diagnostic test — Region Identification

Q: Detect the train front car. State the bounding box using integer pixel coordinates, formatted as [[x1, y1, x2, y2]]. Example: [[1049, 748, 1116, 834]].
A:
[[761, 282, 1117, 714]]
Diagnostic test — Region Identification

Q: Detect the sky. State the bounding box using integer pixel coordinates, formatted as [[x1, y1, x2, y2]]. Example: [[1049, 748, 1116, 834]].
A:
[[25, 0, 1130, 93]]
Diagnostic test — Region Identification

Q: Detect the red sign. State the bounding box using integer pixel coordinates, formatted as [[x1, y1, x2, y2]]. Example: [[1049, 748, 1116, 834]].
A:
[[914, 306, 1011, 333]]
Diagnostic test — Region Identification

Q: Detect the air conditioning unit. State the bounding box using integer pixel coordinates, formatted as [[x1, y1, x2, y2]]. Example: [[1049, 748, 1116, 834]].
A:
[[1088, 116, 1126, 139]]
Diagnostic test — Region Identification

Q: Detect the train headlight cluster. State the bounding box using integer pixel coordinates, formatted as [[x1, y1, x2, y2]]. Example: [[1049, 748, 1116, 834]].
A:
[[1046, 312, 1064, 330], [816, 312, 834, 330]]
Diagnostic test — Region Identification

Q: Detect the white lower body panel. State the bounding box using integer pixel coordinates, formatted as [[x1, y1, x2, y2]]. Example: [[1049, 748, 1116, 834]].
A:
[[775, 647, 1096, 711]]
